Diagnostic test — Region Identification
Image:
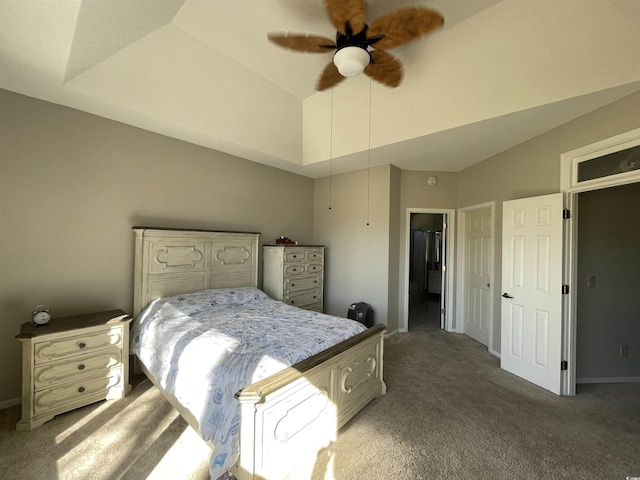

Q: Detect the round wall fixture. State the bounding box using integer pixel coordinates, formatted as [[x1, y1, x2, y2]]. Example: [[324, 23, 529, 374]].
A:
[[427, 176, 438, 186]]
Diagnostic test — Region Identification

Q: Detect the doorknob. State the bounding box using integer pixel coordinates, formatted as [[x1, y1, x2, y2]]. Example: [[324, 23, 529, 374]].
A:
[[502, 293, 513, 299]]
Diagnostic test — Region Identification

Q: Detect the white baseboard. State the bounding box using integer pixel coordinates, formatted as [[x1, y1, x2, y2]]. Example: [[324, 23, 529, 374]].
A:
[[489, 347, 501, 359], [576, 376, 640, 384], [385, 329, 399, 338], [0, 397, 20, 410]]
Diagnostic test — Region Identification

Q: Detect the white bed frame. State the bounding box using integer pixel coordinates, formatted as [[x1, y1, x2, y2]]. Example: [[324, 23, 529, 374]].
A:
[[132, 227, 386, 480]]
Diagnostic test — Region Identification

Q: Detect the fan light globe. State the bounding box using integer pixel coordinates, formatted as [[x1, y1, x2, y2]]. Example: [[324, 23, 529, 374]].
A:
[[333, 46, 370, 77]]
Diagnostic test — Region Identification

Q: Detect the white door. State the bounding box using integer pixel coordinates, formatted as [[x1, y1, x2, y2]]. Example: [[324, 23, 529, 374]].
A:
[[463, 208, 492, 346], [501, 193, 563, 394]]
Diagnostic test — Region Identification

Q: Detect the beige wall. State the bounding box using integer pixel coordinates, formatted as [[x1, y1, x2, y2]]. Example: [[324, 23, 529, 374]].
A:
[[386, 166, 401, 334], [313, 165, 393, 329], [457, 90, 640, 352], [0, 90, 315, 404]]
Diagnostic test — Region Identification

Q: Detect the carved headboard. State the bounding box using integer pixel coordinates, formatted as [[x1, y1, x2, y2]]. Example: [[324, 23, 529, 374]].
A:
[[132, 227, 260, 317]]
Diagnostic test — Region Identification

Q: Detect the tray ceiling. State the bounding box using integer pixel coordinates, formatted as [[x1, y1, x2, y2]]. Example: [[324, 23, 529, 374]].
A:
[[1, 0, 640, 177]]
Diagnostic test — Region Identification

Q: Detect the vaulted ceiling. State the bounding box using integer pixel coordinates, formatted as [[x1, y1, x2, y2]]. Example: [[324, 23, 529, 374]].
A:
[[2, 0, 640, 178]]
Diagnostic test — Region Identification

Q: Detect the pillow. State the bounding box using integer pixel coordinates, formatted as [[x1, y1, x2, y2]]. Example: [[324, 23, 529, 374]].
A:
[[138, 287, 272, 323], [195, 286, 271, 307]]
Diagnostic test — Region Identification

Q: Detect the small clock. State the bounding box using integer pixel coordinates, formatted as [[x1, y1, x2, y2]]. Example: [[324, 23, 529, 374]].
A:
[[31, 305, 51, 326]]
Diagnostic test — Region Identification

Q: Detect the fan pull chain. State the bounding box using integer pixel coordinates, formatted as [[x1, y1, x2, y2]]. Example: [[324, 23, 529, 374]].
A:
[[366, 78, 372, 226], [329, 87, 333, 211]]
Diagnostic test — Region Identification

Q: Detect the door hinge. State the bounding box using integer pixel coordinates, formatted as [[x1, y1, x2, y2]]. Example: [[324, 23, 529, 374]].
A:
[[562, 285, 569, 294], [561, 360, 568, 371], [563, 209, 571, 219], [443, 222, 447, 230], [442, 265, 447, 272], [441, 308, 446, 315]]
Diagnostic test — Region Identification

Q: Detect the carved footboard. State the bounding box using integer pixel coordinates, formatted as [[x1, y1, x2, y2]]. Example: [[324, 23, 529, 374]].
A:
[[233, 324, 386, 480]]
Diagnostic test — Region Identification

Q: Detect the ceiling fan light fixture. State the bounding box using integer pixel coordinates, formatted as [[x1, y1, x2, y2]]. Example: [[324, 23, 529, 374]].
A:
[[333, 46, 370, 77]]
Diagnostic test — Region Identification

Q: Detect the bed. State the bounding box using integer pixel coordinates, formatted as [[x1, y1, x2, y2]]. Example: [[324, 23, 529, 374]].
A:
[[131, 227, 386, 480]]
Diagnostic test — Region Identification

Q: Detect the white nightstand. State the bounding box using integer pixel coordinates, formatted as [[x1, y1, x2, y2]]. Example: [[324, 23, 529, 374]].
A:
[[15, 310, 132, 431]]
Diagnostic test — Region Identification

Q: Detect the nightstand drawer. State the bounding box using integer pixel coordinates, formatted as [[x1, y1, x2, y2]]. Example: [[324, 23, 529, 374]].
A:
[[34, 348, 122, 389], [284, 276, 321, 294], [33, 369, 124, 415], [34, 327, 123, 365]]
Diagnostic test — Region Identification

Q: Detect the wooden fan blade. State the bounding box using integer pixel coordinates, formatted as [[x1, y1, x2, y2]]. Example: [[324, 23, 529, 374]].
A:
[[268, 33, 336, 53], [364, 50, 403, 88], [316, 61, 346, 91], [323, 0, 366, 36], [367, 7, 444, 50]]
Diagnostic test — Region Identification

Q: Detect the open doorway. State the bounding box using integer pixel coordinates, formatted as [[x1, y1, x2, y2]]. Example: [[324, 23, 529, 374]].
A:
[[561, 126, 640, 395], [575, 182, 640, 384], [408, 213, 444, 331], [402, 207, 455, 333]]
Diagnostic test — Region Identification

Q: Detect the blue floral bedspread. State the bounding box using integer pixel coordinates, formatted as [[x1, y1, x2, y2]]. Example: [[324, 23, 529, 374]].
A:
[[130, 287, 366, 479]]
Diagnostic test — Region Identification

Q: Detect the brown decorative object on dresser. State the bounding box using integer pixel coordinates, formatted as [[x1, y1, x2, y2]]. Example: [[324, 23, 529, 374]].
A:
[[262, 245, 325, 312], [15, 310, 132, 431]]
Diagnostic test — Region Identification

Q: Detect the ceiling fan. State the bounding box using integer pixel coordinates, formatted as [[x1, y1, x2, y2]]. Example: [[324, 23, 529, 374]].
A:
[[268, 0, 444, 91]]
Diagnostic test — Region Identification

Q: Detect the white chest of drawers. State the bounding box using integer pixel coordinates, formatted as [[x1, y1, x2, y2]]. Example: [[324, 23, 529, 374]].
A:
[[263, 245, 325, 312], [15, 310, 132, 431]]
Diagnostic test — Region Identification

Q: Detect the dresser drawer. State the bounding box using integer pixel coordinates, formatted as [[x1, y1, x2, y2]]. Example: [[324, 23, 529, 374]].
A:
[[284, 291, 322, 309], [33, 368, 124, 415], [34, 348, 122, 389], [284, 263, 323, 277], [284, 276, 321, 294], [284, 264, 305, 276], [34, 327, 123, 365], [306, 263, 323, 275], [305, 250, 324, 262], [284, 250, 305, 263]]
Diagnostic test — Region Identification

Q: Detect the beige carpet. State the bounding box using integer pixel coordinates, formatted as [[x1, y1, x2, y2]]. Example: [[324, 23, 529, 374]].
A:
[[1, 330, 639, 479]]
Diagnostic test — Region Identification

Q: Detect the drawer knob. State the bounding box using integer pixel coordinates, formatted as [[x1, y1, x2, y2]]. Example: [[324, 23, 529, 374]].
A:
[[290, 300, 294, 304], [78, 386, 86, 393], [291, 284, 295, 287], [78, 364, 86, 370], [77, 342, 87, 349]]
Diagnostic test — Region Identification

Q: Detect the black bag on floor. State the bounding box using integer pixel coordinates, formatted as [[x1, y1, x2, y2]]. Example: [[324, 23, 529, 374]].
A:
[[347, 302, 374, 328]]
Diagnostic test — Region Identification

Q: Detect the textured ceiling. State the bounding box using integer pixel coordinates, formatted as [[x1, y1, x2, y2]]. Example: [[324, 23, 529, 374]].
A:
[[1, 0, 640, 178]]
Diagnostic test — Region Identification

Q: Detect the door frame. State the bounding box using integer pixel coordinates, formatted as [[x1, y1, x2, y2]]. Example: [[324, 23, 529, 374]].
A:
[[561, 127, 640, 395], [455, 202, 497, 356], [401, 208, 456, 333]]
